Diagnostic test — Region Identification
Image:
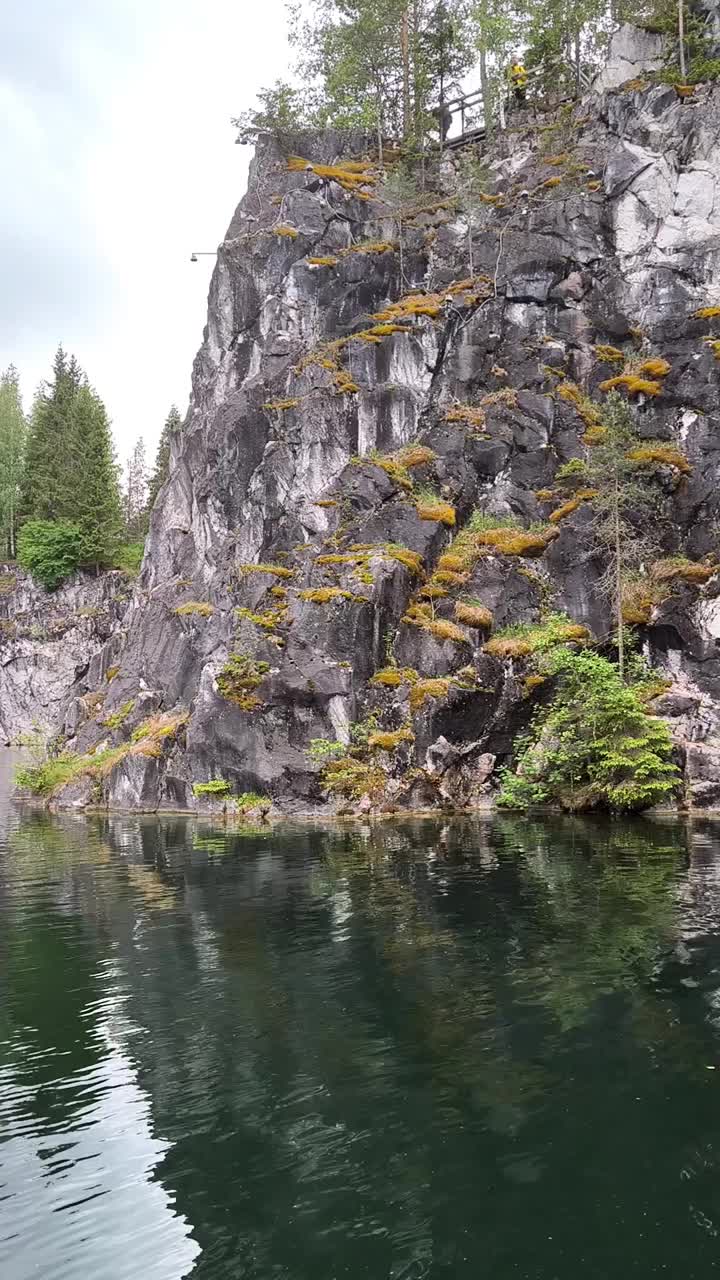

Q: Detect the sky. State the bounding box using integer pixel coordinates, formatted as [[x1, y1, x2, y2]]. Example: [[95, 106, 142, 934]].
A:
[[1, 0, 290, 465]]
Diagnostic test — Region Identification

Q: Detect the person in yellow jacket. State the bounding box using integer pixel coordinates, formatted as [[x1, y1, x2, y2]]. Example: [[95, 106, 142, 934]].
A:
[[509, 59, 528, 106]]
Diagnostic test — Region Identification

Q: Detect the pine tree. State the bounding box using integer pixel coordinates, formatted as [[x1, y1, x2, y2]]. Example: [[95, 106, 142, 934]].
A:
[[21, 347, 80, 522], [123, 438, 149, 540], [147, 405, 181, 510], [0, 366, 27, 558], [69, 384, 123, 570]]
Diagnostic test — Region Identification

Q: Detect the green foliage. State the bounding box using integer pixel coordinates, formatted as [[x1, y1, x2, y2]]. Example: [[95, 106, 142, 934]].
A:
[[17, 520, 84, 590], [235, 792, 270, 813], [103, 699, 135, 730], [114, 541, 144, 576], [147, 406, 181, 511], [19, 348, 123, 577], [498, 649, 678, 814], [217, 654, 270, 708], [193, 779, 232, 797], [308, 737, 346, 762], [16, 754, 84, 796], [0, 365, 27, 558], [555, 457, 590, 490]]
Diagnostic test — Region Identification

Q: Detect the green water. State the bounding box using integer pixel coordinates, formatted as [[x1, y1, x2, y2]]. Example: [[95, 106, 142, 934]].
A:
[[3, 772, 720, 1276]]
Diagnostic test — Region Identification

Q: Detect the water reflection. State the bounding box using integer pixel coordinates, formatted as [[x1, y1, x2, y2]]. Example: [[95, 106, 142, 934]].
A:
[[4, 793, 720, 1277]]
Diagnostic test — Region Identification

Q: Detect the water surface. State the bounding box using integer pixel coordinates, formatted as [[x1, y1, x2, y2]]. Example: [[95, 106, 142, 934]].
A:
[[2, 758, 720, 1277]]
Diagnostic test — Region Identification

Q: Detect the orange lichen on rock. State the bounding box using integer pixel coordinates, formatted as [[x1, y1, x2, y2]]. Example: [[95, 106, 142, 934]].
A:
[[695, 306, 720, 319], [275, 225, 300, 238]]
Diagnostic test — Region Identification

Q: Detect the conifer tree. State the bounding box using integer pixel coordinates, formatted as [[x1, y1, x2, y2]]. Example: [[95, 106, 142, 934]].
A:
[[0, 366, 27, 558], [147, 406, 181, 511], [21, 347, 80, 522], [69, 384, 123, 570], [123, 438, 149, 540]]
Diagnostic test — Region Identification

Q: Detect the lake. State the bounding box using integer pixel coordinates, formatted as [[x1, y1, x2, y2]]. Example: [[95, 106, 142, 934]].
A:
[[2, 758, 720, 1277]]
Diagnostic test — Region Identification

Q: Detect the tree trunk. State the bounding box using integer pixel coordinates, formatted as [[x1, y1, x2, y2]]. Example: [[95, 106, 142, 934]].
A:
[[401, 6, 411, 141], [376, 91, 384, 168], [678, 0, 687, 79], [614, 471, 624, 680], [479, 46, 492, 141]]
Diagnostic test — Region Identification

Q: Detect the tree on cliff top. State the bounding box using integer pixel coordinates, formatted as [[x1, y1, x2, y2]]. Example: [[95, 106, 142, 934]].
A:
[[0, 365, 27, 559], [147, 405, 181, 512], [20, 349, 122, 576]]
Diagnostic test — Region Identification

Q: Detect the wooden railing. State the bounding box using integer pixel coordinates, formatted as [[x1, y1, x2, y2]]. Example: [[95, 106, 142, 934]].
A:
[[437, 61, 593, 151]]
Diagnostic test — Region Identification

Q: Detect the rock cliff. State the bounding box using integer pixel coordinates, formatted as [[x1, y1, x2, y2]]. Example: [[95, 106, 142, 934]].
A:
[[44, 39, 720, 813]]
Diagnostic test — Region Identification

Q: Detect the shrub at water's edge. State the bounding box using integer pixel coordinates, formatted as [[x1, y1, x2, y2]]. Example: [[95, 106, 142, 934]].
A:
[[498, 649, 677, 814]]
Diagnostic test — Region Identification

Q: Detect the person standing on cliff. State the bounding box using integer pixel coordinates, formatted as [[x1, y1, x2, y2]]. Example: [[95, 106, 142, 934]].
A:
[[508, 59, 528, 106]]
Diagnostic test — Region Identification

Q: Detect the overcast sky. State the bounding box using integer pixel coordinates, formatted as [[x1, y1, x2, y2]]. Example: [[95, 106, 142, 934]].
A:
[[1, 0, 290, 465]]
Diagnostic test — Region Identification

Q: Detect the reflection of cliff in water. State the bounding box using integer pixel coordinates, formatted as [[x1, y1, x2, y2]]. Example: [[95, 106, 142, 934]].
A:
[[6, 809, 720, 1277]]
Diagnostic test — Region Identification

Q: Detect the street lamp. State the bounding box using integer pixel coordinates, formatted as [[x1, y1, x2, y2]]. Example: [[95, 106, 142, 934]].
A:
[[190, 252, 218, 263]]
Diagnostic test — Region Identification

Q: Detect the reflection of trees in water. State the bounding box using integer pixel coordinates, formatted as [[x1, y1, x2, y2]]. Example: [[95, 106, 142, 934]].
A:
[[5, 806, 717, 1278]]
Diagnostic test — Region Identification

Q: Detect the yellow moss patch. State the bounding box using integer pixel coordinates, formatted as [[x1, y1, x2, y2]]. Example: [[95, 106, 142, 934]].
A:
[[313, 498, 337, 508], [636, 357, 671, 378], [476, 527, 558, 557], [523, 674, 547, 695], [409, 678, 451, 711], [481, 387, 518, 409], [236, 606, 288, 631], [263, 398, 300, 411], [368, 727, 415, 751], [542, 176, 563, 189], [582, 425, 608, 445], [275, 225, 299, 239], [599, 374, 663, 397], [454, 602, 493, 629], [174, 601, 214, 618], [381, 545, 424, 575], [432, 569, 469, 587], [298, 587, 356, 603], [370, 667, 418, 688], [556, 380, 603, 430], [695, 306, 720, 319], [626, 445, 691, 474], [483, 636, 533, 659], [534, 488, 556, 502], [545, 153, 570, 165], [621, 578, 670, 625], [675, 84, 696, 97], [106, 665, 120, 682], [586, 179, 602, 192], [548, 489, 597, 524], [286, 156, 377, 194], [307, 256, 339, 267], [650, 557, 715, 584], [419, 584, 449, 599], [397, 445, 436, 468], [416, 501, 456, 526], [444, 404, 486, 429], [270, 585, 287, 599], [316, 552, 368, 567], [238, 563, 295, 579], [437, 553, 470, 573], [594, 344, 625, 364], [343, 240, 396, 255], [704, 338, 720, 360]]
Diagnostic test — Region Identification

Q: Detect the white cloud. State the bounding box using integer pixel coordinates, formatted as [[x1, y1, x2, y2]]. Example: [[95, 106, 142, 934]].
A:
[[1, 0, 290, 462]]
